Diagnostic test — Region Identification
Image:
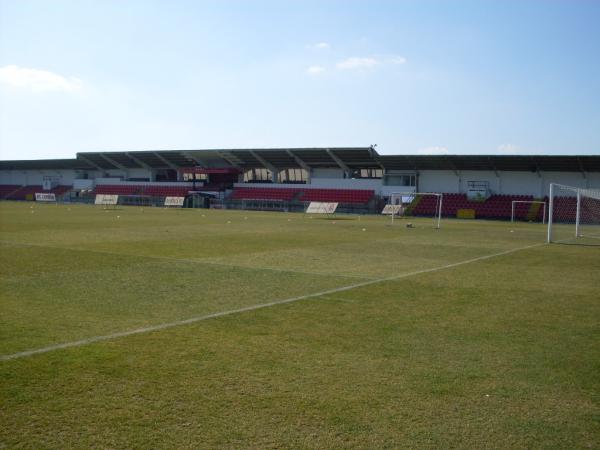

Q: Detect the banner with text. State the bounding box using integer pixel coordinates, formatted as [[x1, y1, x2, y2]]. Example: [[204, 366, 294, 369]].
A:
[[35, 193, 56, 202], [381, 204, 404, 215], [95, 194, 119, 205], [306, 202, 338, 214], [164, 196, 185, 207]]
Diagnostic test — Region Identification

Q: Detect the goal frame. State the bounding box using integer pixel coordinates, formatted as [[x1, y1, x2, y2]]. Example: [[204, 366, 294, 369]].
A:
[[547, 183, 600, 243], [389, 192, 443, 229], [511, 200, 546, 224]]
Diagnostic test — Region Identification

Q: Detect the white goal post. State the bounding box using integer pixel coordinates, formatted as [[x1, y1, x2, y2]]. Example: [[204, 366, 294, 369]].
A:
[[388, 192, 443, 229], [511, 200, 546, 224], [547, 183, 600, 244]]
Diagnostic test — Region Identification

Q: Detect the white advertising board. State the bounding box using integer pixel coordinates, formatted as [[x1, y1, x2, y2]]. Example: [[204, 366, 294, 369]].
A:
[[164, 196, 185, 207], [381, 204, 404, 215], [94, 194, 119, 205], [306, 202, 339, 214], [35, 193, 56, 202]]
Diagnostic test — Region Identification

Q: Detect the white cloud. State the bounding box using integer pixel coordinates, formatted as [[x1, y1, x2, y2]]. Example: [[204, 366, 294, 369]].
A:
[[307, 42, 330, 50], [336, 55, 406, 71], [336, 57, 379, 70], [306, 65, 326, 76], [417, 146, 450, 155], [497, 144, 520, 154], [387, 56, 407, 65], [0, 65, 83, 92]]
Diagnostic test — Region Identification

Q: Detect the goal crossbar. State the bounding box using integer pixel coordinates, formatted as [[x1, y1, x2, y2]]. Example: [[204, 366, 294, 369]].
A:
[[511, 200, 547, 224], [547, 183, 600, 244], [389, 192, 443, 229]]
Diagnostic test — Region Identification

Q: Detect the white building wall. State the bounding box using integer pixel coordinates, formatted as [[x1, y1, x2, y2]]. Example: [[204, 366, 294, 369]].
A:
[[459, 171, 501, 193], [380, 185, 415, 196], [0, 168, 157, 186], [94, 179, 194, 187], [3, 167, 600, 196], [311, 168, 344, 179], [0, 171, 24, 184], [418, 170, 460, 193], [0, 169, 80, 185], [498, 171, 543, 196], [309, 178, 382, 190], [541, 171, 592, 195], [127, 168, 153, 180], [586, 172, 600, 188], [234, 179, 383, 191], [417, 170, 599, 197]]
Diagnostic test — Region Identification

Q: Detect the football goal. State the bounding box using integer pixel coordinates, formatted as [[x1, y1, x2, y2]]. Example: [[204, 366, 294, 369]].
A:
[[547, 183, 600, 244], [388, 192, 442, 229], [511, 200, 547, 224]]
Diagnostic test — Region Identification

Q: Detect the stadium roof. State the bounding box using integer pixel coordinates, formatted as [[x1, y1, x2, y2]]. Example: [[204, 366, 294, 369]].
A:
[[1, 148, 599, 172], [0, 158, 94, 171]]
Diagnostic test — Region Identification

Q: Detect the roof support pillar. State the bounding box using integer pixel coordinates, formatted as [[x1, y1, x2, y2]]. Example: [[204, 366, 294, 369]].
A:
[[487, 157, 499, 178], [125, 152, 152, 170], [444, 156, 460, 177], [528, 157, 542, 179], [250, 151, 278, 182], [77, 155, 105, 171], [125, 152, 154, 181], [286, 150, 311, 182], [98, 154, 127, 171], [152, 152, 181, 180], [325, 148, 351, 177], [216, 151, 242, 168], [285, 150, 310, 171], [153, 152, 179, 170], [369, 145, 386, 171], [577, 157, 587, 179], [181, 152, 208, 168]]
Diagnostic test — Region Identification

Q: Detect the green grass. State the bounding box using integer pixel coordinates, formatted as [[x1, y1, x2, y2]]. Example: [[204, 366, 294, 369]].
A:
[[1, 201, 598, 448]]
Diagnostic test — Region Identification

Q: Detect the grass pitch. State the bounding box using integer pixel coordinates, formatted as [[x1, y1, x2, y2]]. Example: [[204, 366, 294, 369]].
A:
[[1, 201, 598, 448]]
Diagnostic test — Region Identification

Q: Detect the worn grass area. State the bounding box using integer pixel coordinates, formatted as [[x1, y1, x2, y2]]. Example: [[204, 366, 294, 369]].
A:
[[1, 201, 598, 448]]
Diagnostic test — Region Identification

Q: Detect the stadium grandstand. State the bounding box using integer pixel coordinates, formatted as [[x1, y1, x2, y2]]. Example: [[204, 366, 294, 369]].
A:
[[1, 147, 599, 220]]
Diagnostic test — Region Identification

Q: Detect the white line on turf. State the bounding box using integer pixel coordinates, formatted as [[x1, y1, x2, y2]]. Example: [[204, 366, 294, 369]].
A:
[[0, 242, 545, 362]]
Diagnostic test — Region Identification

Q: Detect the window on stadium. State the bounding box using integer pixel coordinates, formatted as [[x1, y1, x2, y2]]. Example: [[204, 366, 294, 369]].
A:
[[244, 168, 273, 182], [352, 168, 383, 179], [384, 174, 416, 186], [277, 168, 308, 184], [182, 172, 208, 181]]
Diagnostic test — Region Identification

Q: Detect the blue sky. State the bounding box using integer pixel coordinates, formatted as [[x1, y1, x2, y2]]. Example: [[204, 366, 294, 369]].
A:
[[1, 0, 599, 160]]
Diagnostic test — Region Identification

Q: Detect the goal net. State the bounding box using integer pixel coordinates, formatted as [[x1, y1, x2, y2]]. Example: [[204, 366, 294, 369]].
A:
[[511, 200, 547, 224], [388, 192, 442, 228], [547, 183, 600, 244]]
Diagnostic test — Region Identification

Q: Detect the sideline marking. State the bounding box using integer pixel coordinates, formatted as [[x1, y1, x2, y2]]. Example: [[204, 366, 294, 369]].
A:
[[1, 242, 544, 361]]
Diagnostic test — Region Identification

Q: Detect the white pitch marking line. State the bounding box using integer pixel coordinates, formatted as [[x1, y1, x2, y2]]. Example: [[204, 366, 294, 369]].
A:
[[0, 242, 545, 362]]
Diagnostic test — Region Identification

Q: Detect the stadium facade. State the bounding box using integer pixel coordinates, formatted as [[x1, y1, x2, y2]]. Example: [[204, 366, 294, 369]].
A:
[[2, 147, 600, 194], [1, 147, 599, 218]]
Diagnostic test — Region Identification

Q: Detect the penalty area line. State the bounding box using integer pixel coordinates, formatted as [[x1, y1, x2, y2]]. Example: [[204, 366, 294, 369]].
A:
[[1, 242, 545, 362]]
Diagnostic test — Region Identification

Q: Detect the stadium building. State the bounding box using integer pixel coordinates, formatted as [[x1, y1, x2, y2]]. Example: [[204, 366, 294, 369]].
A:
[[1, 147, 599, 220]]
